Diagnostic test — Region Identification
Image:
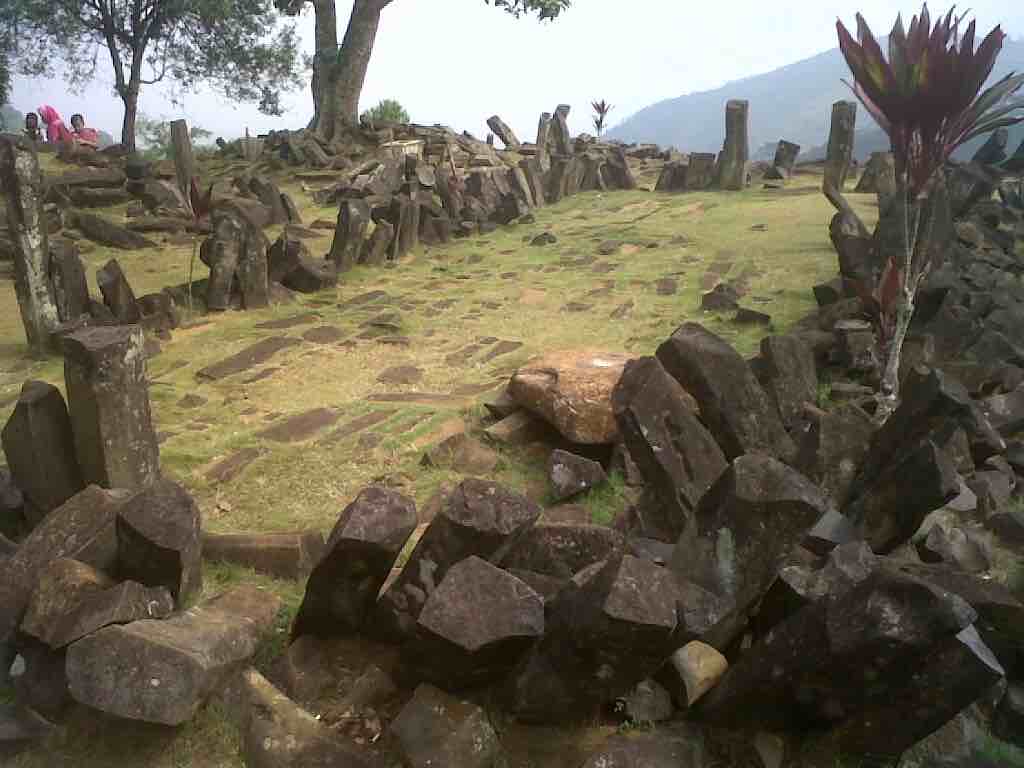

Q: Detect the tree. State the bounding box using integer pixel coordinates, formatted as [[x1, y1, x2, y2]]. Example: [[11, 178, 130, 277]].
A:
[[360, 98, 409, 124], [591, 99, 613, 137], [834, 5, 1024, 418], [276, 0, 572, 142], [10, 0, 304, 151]]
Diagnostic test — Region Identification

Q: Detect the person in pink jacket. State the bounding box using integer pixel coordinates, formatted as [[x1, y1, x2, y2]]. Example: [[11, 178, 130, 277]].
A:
[[36, 105, 73, 144]]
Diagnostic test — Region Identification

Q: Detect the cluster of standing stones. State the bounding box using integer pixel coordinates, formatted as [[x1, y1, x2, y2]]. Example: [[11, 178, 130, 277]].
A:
[[0, 100, 1023, 766]]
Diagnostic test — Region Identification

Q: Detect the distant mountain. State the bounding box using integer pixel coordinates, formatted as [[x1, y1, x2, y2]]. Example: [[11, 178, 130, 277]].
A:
[[607, 39, 1024, 162]]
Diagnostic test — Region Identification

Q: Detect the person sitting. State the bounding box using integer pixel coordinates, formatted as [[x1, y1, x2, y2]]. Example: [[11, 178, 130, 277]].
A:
[[36, 105, 74, 145], [24, 112, 42, 142], [70, 114, 99, 149]]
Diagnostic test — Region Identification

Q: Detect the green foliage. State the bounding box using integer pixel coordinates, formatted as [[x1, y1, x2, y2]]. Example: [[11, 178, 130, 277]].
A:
[[592, 99, 614, 137], [484, 0, 572, 20], [360, 98, 410, 125], [136, 114, 214, 161], [581, 471, 629, 525]]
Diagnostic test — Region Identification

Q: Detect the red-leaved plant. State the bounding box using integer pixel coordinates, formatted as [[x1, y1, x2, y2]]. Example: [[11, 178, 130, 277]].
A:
[[592, 100, 614, 138], [836, 4, 1024, 418]]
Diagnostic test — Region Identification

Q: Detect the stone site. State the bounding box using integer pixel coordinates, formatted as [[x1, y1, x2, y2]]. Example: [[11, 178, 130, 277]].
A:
[[1, 2, 1024, 767]]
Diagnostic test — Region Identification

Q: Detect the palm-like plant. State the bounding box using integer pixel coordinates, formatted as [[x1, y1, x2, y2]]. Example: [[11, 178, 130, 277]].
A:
[[836, 4, 1024, 418], [592, 99, 614, 137]]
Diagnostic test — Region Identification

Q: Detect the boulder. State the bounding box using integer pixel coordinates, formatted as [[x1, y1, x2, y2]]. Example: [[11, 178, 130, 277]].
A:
[[1, 380, 84, 526], [117, 478, 203, 605], [670, 455, 833, 624], [657, 323, 795, 462], [421, 433, 500, 476], [66, 585, 282, 726], [10, 638, 70, 719], [405, 556, 544, 688], [21, 557, 173, 649], [546, 449, 607, 502], [508, 350, 632, 444], [795, 404, 875, 506], [388, 683, 505, 768], [247, 176, 288, 225], [375, 480, 541, 640], [498, 522, 624, 579], [756, 334, 817, 429], [201, 531, 325, 581], [620, 678, 674, 724], [73, 211, 156, 250], [0, 486, 125, 649], [239, 668, 373, 768], [292, 486, 417, 639], [666, 641, 729, 707], [96, 258, 141, 323], [63, 326, 160, 489], [0, 704, 54, 758], [612, 357, 727, 542]]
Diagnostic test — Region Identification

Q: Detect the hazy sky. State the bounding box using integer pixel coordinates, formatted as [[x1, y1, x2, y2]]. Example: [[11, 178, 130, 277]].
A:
[[9, 1, 1024, 145]]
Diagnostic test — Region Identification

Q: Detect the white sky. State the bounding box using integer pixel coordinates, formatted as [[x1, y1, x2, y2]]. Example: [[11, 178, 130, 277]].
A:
[[9, 0, 1024, 145]]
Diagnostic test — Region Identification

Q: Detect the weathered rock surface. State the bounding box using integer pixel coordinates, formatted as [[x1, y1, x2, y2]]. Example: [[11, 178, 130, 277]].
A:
[[66, 585, 281, 725], [375, 479, 541, 640], [508, 350, 632, 444], [96, 258, 141, 322], [498, 522, 624, 579], [756, 334, 818, 429], [292, 486, 417, 638], [667, 640, 729, 707], [546, 449, 607, 502], [21, 557, 173, 649], [717, 99, 749, 191], [796, 404, 875, 506], [612, 356, 727, 541], [1, 380, 84, 525], [117, 478, 203, 605], [201, 531, 325, 581], [405, 555, 544, 688], [657, 323, 795, 462], [579, 724, 705, 768], [63, 325, 160, 489]]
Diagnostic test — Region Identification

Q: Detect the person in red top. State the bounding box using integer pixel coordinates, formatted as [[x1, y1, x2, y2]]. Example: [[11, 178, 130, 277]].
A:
[[36, 105, 74, 144], [70, 114, 99, 149]]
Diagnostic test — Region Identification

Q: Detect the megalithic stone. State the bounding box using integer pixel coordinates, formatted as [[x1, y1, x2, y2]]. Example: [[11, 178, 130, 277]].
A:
[[62, 325, 160, 490], [329, 199, 370, 271], [205, 213, 241, 311], [771, 140, 801, 178], [686, 153, 717, 189], [824, 101, 857, 192], [554, 104, 571, 119], [716, 99, 749, 191], [519, 158, 546, 208], [235, 216, 270, 310], [49, 240, 90, 323], [96, 259, 142, 323], [1, 380, 84, 526], [602, 146, 638, 191], [486, 115, 521, 149], [363, 220, 395, 266], [550, 111, 573, 156], [535, 113, 552, 172], [400, 180, 421, 254], [0, 136, 61, 354]]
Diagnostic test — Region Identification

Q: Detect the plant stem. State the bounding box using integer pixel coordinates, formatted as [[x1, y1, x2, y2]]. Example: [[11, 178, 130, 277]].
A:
[[187, 237, 197, 313]]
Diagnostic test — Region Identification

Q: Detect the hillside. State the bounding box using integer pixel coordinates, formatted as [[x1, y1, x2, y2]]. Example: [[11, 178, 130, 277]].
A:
[[607, 38, 1024, 161]]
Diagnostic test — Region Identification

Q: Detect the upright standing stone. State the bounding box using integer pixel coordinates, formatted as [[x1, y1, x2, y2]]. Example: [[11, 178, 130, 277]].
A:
[[169, 119, 195, 202], [63, 326, 160, 490], [205, 213, 241, 311], [519, 158, 546, 208], [0, 136, 61, 353], [687, 153, 717, 189], [96, 259, 141, 323], [602, 146, 638, 190], [1, 381, 84, 526], [716, 100, 749, 191], [248, 176, 288, 225], [486, 116, 521, 149], [235, 217, 270, 310], [535, 113, 552, 172], [550, 111, 573, 156], [824, 101, 857, 192], [329, 200, 370, 271], [48, 241, 90, 323], [769, 140, 801, 178]]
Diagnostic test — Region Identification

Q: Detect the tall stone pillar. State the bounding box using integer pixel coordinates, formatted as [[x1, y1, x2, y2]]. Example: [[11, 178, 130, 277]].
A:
[[824, 101, 858, 191], [716, 100, 750, 191]]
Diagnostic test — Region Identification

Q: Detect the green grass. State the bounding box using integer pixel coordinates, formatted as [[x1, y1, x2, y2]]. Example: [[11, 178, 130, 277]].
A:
[[579, 472, 630, 526]]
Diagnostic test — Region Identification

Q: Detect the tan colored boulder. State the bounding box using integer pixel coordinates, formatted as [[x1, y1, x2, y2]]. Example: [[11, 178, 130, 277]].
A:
[[671, 640, 728, 706], [508, 350, 636, 444]]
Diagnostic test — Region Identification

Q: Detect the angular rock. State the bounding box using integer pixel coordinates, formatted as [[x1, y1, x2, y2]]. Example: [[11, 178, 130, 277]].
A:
[[550, 111, 572, 156], [362, 219, 395, 266], [824, 101, 857, 191], [486, 115, 520, 149], [716, 100, 749, 190], [701, 282, 740, 312], [502, 555, 680, 722], [917, 525, 989, 573], [73, 211, 156, 250], [498, 522, 624, 579], [0, 703, 54, 757], [756, 334, 817, 429], [96, 258, 141, 323], [117, 478, 202, 605], [621, 678, 674, 724], [63, 325, 160, 489], [11, 638, 70, 719], [547, 449, 607, 502], [508, 349, 633, 444], [204, 213, 241, 311], [329, 199, 370, 271], [0, 485, 124, 648], [405, 556, 544, 688], [248, 176, 288, 225], [670, 455, 833, 622], [389, 683, 505, 768], [656, 323, 795, 462], [667, 641, 728, 707], [48, 240, 89, 323], [21, 557, 173, 649], [66, 585, 282, 725], [292, 486, 417, 638], [235, 216, 270, 310], [1, 380, 84, 525], [201, 531, 325, 581], [284, 257, 337, 294], [375, 479, 541, 640], [770, 140, 801, 178], [421, 432, 499, 476], [993, 684, 1024, 748], [795, 404, 875, 506], [519, 158, 547, 208], [612, 357, 727, 541]]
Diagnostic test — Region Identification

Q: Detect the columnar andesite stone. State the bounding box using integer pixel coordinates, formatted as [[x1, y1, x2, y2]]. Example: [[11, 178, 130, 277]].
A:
[[234, 217, 270, 310], [292, 486, 417, 638], [1, 380, 84, 525], [716, 100, 749, 191], [66, 585, 281, 725], [535, 112, 553, 172], [117, 478, 203, 606], [63, 326, 160, 490], [96, 259, 141, 323], [205, 213, 242, 311], [201, 531, 325, 581], [375, 479, 541, 640], [0, 136, 61, 353], [49, 240, 90, 323], [486, 115, 521, 149], [550, 112, 573, 156], [824, 100, 857, 191], [330, 199, 370, 271]]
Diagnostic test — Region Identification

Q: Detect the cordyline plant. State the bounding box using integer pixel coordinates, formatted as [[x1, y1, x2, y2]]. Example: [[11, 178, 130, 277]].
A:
[[592, 100, 614, 137], [836, 4, 1024, 418]]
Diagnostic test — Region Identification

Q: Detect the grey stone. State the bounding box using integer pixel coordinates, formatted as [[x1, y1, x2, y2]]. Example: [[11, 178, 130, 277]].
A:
[[547, 449, 608, 502]]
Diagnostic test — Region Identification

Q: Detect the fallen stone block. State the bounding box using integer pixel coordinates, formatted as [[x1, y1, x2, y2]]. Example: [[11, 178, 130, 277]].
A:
[[66, 585, 281, 725], [73, 211, 156, 250], [96, 258, 142, 323], [547, 449, 607, 502], [201, 531, 325, 581], [498, 522, 624, 580], [292, 486, 416, 639]]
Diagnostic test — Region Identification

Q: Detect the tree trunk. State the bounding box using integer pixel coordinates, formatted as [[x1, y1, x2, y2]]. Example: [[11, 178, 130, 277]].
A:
[[310, 0, 339, 136], [0, 137, 61, 355], [324, 0, 387, 141], [121, 88, 139, 152]]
